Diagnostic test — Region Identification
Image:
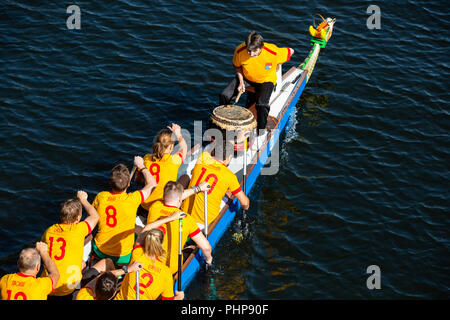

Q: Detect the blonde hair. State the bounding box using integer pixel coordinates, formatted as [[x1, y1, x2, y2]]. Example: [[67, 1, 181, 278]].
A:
[[144, 228, 166, 260], [149, 129, 174, 161]]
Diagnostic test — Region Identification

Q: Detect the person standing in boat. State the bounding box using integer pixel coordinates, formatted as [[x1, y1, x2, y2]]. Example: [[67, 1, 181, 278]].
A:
[[147, 181, 213, 274], [91, 156, 156, 265], [114, 210, 187, 300], [136, 123, 187, 217], [219, 31, 294, 133], [40, 190, 99, 300], [182, 140, 250, 228], [0, 242, 59, 300]]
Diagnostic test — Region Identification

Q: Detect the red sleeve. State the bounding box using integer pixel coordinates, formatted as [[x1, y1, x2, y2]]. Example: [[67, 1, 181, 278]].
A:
[[286, 48, 292, 62], [139, 190, 145, 203], [158, 225, 166, 235], [84, 220, 92, 235], [161, 296, 175, 300], [189, 228, 201, 238], [231, 187, 242, 195], [177, 152, 184, 164]]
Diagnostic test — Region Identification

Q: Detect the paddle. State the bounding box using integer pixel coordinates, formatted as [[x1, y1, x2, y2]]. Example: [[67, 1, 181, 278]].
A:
[[136, 269, 140, 300], [204, 190, 208, 239], [177, 212, 187, 292], [242, 137, 248, 224]]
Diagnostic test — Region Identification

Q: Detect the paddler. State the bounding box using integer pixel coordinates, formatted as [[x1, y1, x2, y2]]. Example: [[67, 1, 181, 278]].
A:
[[219, 31, 294, 134], [147, 181, 213, 274], [136, 123, 187, 218], [181, 140, 250, 229]]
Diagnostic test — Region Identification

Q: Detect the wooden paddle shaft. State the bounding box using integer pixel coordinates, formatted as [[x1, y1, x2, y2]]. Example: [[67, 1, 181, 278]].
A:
[[235, 90, 244, 104]]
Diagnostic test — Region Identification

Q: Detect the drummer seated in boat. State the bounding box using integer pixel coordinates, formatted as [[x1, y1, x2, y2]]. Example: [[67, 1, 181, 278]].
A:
[[91, 156, 156, 266], [220, 31, 294, 134], [147, 181, 213, 274], [181, 140, 250, 229]]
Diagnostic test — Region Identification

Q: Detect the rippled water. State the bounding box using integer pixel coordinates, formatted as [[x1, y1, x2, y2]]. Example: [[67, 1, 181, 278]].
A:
[[1, 0, 448, 299]]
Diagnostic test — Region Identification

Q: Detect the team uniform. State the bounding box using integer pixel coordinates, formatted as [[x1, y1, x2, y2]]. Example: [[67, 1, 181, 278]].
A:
[[75, 286, 95, 300], [221, 41, 291, 130], [114, 245, 174, 300], [0, 273, 53, 300], [181, 151, 242, 225], [92, 190, 144, 263], [41, 221, 92, 296], [140, 152, 184, 211], [232, 42, 291, 85], [147, 202, 202, 274]]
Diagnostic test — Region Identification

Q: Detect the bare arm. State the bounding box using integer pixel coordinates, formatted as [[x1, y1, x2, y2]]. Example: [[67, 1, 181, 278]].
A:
[[110, 261, 142, 277], [36, 242, 59, 289], [136, 211, 186, 245], [134, 156, 157, 200], [77, 190, 99, 232], [235, 66, 245, 93], [181, 181, 210, 201], [234, 190, 250, 210], [168, 123, 187, 162], [191, 232, 212, 265]]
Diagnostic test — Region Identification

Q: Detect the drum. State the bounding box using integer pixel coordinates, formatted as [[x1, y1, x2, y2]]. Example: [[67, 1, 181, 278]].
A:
[[207, 104, 256, 152]]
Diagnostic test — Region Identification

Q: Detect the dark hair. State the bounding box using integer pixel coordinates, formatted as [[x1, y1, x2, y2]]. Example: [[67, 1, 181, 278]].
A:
[[109, 164, 130, 192], [95, 272, 118, 300], [211, 140, 235, 162], [246, 31, 264, 52], [60, 198, 82, 223]]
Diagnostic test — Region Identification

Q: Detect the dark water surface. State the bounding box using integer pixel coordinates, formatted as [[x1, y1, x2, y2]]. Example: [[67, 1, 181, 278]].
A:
[[1, 0, 448, 299]]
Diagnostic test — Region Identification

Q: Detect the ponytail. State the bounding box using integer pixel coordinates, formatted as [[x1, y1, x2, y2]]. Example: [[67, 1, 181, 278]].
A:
[[144, 228, 166, 260], [150, 129, 175, 161]]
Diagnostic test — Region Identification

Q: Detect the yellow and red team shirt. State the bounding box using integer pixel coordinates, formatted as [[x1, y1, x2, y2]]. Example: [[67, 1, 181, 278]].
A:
[[93, 190, 144, 257], [41, 221, 91, 296], [233, 42, 291, 84], [147, 202, 202, 274], [75, 286, 95, 300], [181, 151, 242, 225], [141, 152, 184, 210], [0, 273, 53, 300], [114, 245, 174, 300]]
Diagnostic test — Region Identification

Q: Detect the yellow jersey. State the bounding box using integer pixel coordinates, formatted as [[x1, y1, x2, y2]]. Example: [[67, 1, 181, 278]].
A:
[[41, 221, 91, 296], [147, 202, 202, 274], [114, 245, 174, 300], [0, 273, 53, 300], [141, 153, 184, 210], [233, 42, 291, 84], [75, 286, 95, 300], [92, 190, 144, 257], [181, 151, 242, 225]]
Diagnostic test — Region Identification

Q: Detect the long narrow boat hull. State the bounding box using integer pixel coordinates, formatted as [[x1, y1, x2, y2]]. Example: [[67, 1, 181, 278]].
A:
[[173, 16, 335, 291]]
